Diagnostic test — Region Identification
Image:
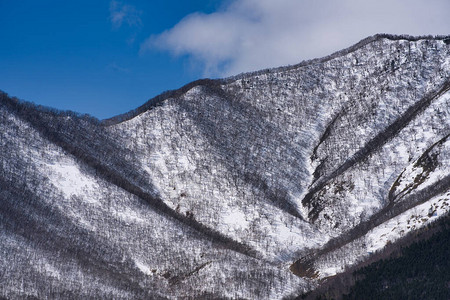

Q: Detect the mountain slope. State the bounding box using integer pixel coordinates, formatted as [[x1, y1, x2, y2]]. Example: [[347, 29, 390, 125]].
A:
[[0, 95, 302, 299], [107, 34, 450, 261], [0, 34, 449, 299]]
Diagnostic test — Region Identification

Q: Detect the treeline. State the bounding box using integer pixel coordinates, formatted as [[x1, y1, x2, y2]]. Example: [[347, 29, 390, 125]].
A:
[[226, 34, 450, 84], [101, 78, 222, 126], [0, 90, 100, 123]]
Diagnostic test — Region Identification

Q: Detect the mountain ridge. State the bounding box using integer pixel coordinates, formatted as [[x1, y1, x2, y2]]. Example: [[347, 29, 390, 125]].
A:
[[103, 34, 450, 126], [0, 34, 449, 299]]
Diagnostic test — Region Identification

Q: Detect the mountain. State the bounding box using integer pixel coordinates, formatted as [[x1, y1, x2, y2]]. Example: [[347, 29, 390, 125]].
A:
[[0, 34, 449, 299]]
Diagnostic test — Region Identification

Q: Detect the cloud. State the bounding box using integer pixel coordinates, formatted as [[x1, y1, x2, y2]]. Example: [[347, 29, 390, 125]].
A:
[[108, 62, 130, 73], [142, 0, 450, 76], [109, 0, 142, 29]]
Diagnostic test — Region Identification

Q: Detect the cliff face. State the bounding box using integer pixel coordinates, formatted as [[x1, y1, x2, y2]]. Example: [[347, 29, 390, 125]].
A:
[[1, 34, 449, 299]]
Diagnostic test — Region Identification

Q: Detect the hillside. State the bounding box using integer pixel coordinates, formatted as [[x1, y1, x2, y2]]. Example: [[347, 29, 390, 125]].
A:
[[0, 34, 449, 299], [345, 215, 450, 300], [303, 213, 450, 300]]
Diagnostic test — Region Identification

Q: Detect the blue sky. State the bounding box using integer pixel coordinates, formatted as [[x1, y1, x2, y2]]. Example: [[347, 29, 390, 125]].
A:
[[0, 0, 222, 119], [1, 0, 448, 119]]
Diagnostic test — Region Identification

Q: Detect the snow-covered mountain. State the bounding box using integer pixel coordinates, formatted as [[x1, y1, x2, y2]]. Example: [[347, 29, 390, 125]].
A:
[[1, 34, 449, 299]]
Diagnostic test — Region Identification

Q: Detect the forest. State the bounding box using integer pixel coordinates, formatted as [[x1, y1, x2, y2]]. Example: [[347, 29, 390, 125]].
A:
[[299, 213, 450, 300], [0, 34, 449, 299]]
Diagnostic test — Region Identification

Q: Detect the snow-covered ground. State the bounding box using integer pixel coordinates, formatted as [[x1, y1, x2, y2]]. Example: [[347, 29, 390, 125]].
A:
[[316, 191, 449, 278], [1, 35, 449, 299], [110, 36, 450, 262]]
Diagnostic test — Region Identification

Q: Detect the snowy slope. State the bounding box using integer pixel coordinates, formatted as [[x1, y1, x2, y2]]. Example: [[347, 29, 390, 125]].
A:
[[1, 34, 449, 299], [109, 35, 450, 260], [0, 102, 304, 299]]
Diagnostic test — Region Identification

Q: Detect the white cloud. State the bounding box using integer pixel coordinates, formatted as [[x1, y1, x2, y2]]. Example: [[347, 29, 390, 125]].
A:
[[109, 0, 142, 29], [108, 62, 130, 73], [142, 0, 450, 76]]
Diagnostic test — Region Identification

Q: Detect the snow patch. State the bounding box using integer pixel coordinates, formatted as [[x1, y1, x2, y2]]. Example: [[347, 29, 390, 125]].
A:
[[134, 259, 153, 276], [114, 207, 149, 225], [223, 210, 249, 229], [46, 160, 98, 202]]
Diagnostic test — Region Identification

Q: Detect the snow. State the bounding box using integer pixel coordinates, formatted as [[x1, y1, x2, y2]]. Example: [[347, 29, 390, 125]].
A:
[[320, 266, 342, 278], [114, 207, 148, 225], [45, 158, 98, 202], [107, 37, 450, 272], [315, 191, 450, 279], [134, 259, 153, 276], [2, 36, 449, 299], [366, 192, 450, 253], [223, 210, 249, 229], [41, 261, 62, 279]]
